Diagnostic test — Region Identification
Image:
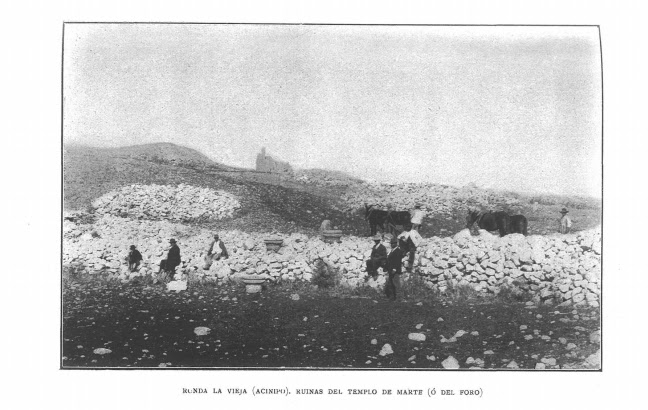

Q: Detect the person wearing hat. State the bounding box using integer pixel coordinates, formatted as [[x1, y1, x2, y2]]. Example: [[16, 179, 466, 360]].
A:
[[203, 233, 229, 270], [159, 239, 181, 278], [410, 204, 426, 231], [560, 208, 572, 234], [385, 236, 407, 301], [127, 245, 143, 272], [365, 234, 387, 280]]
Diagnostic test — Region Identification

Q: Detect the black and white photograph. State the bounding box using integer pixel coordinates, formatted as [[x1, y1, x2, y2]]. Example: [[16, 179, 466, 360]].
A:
[[61, 23, 602, 370], [11, 0, 648, 408]]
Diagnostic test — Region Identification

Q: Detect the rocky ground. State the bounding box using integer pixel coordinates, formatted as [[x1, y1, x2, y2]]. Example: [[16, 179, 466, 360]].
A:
[[62, 277, 600, 369], [62, 143, 602, 369]]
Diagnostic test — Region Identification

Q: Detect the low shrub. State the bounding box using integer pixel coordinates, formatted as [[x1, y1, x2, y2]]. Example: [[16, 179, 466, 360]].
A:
[[310, 258, 339, 289], [441, 280, 483, 303], [495, 281, 534, 303], [401, 269, 438, 301]]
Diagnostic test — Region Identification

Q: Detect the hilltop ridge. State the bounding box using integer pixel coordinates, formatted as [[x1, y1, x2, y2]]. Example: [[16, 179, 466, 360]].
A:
[[63, 143, 601, 237]]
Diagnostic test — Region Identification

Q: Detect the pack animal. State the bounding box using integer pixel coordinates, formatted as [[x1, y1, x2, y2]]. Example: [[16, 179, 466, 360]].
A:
[[509, 215, 528, 236], [466, 210, 511, 237], [364, 204, 412, 236]]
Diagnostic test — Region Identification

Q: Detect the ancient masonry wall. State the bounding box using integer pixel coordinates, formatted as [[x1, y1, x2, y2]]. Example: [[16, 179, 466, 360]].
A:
[[63, 215, 601, 307], [255, 147, 293, 174]]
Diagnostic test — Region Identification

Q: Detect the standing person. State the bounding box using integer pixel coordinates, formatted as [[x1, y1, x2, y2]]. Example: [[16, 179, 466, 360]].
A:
[[127, 245, 143, 272], [203, 233, 228, 270], [365, 234, 387, 280], [398, 224, 423, 272], [159, 239, 181, 278], [385, 237, 406, 301], [411, 204, 426, 231], [560, 208, 573, 234]]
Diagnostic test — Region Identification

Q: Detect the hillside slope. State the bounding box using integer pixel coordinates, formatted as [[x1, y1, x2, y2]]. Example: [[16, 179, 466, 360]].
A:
[[63, 144, 363, 235], [63, 143, 601, 237]]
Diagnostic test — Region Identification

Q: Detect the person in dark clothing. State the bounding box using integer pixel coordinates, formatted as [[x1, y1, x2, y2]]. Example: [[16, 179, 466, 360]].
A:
[[366, 234, 387, 280], [385, 237, 406, 301], [128, 245, 143, 272], [159, 239, 181, 278]]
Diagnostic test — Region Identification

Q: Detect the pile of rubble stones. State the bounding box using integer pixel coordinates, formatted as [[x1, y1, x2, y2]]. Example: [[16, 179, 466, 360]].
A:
[[63, 214, 600, 306], [339, 182, 522, 216], [90, 184, 240, 222]]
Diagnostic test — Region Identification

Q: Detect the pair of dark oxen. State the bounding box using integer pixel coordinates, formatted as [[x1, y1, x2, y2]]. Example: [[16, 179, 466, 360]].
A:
[[364, 204, 528, 237]]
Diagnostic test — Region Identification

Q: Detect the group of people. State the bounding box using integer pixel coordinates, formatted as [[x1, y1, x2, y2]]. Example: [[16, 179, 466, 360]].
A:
[[365, 222, 423, 301], [364, 206, 575, 300], [125, 233, 229, 280], [124, 204, 573, 293]]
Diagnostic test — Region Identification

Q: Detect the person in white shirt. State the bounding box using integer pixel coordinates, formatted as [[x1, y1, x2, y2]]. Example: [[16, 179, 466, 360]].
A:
[[410, 204, 426, 231], [397, 224, 423, 272], [560, 208, 573, 234], [203, 233, 229, 270]]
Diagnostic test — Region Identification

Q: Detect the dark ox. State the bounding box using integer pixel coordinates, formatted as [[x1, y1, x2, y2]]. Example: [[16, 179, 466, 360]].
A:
[[509, 215, 528, 236], [466, 210, 511, 237], [364, 204, 412, 236]]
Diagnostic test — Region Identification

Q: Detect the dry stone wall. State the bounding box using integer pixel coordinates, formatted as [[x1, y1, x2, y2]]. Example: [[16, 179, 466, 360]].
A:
[[91, 184, 240, 222], [63, 215, 600, 306]]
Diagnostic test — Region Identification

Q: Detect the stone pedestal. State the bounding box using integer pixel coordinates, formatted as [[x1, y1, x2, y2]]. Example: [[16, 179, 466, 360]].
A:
[[322, 230, 343, 243], [264, 238, 284, 252], [242, 275, 266, 294]]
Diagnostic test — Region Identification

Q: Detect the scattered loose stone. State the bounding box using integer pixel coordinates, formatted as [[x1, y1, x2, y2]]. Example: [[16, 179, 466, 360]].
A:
[[541, 357, 557, 366], [453, 330, 467, 338], [379, 344, 393, 356], [442, 356, 460, 369], [506, 360, 519, 369], [193, 327, 211, 336], [584, 350, 601, 367], [167, 280, 187, 292], [589, 330, 601, 344], [93, 348, 112, 355], [408, 333, 426, 342]]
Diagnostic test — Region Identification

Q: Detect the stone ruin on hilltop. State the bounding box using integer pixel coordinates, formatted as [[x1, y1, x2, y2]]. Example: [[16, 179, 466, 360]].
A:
[[255, 147, 293, 174]]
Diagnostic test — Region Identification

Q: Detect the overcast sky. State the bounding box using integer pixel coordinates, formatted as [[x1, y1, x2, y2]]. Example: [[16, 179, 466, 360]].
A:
[[64, 24, 602, 197]]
